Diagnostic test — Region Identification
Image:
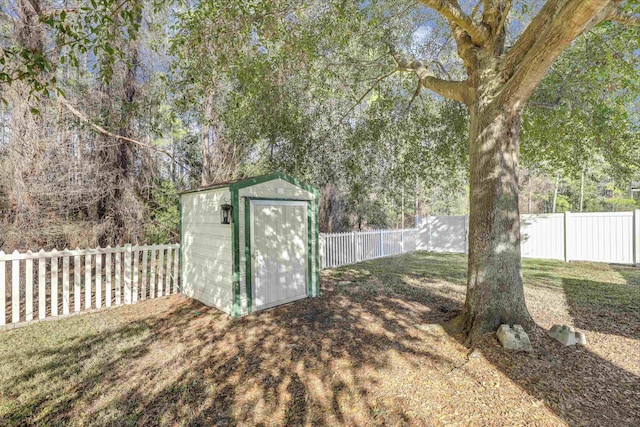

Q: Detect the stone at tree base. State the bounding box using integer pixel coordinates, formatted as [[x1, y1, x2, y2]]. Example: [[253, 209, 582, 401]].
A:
[[548, 325, 586, 346], [496, 324, 533, 352]]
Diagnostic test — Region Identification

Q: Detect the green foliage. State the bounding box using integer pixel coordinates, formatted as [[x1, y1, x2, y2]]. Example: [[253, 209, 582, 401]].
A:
[[144, 180, 180, 244], [605, 197, 638, 211], [522, 23, 640, 181], [555, 194, 570, 213]]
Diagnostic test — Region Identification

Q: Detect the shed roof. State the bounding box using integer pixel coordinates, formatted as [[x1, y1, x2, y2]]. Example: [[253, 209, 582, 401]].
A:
[[180, 172, 319, 196]]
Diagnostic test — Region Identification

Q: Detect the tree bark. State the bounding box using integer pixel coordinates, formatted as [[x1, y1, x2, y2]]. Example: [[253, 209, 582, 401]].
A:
[[462, 97, 534, 342], [201, 92, 215, 186]]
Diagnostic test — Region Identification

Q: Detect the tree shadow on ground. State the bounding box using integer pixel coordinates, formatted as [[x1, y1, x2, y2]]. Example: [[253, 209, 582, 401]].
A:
[[3, 253, 640, 426], [476, 275, 640, 426], [2, 274, 466, 426], [561, 277, 640, 340], [477, 327, 640, 426]]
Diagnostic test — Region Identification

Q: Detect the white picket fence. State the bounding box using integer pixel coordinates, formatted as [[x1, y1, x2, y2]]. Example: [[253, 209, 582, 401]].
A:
[[321, 229, 417, 269], [417, 210, 640, 265], [0, 243, 180, 328]]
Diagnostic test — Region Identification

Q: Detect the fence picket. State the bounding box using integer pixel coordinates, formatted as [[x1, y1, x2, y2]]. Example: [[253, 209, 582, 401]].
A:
[[26, 255, 33, 321], [166, 249, 172, 295], [166, 248, 173, 294], [96, 252, 102, 309], [74, 252, 81, 312], [149, 250, 157, 299], [105, 250, 112, 307], [133, 250, 139, 303], [85, 252, 92, 309], [141, 250, 148, 300], [62, 254, 70, 315], [38, 254, 45, 319], [115, 249, 121, 305], [124, 244, 132, 304], [12, 255, 19, 323], [172, 247, 179, 293], [157, 249, 164, 298], [51, 251, 58, 317]]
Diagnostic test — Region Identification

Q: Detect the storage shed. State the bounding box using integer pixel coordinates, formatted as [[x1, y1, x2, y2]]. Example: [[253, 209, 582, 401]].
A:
[[180, 172, 320, 317]]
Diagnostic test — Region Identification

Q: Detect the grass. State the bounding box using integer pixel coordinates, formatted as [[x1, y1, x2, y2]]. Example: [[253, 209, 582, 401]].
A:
[[0, 251, 639, 426]]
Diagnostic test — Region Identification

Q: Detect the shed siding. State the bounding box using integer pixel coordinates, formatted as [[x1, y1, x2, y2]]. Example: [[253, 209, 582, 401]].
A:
[[238, 179, 317, 314], [181, 188, 233, 313]]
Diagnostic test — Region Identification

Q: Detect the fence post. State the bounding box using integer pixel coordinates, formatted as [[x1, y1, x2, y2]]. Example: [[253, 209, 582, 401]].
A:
[[124, 244, 132, 304], [379, 230, 384, 257], [564, 211, 571, 262], [352, 232, 356, 264], [634, 209, 640, 267]]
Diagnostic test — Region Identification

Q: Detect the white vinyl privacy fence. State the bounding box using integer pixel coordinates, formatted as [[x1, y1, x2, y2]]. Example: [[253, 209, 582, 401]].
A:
[[417, 210, 640, 265], [0, 244, 179, 328], [321, 229, 417, 269]]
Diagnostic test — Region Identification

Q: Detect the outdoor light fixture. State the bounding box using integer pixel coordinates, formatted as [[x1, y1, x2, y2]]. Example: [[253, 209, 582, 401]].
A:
[[221, 203, 233, 224]]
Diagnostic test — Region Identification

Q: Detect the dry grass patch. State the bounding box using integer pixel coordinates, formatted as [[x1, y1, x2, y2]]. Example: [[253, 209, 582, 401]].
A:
[[0, 252, 639, 426]]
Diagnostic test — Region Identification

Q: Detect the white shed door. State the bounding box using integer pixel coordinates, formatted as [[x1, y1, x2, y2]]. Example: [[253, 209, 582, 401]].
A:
[[251, 200, 308, 311]]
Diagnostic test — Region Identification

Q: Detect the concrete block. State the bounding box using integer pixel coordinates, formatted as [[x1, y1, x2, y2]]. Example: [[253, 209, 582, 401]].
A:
[[497, 324, 533, 352], [549, 325, 586, 346]]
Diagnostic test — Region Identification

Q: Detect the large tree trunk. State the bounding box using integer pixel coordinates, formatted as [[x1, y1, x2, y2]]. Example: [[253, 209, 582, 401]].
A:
[[395, 0, 635, 344], [460, 67, 534, 342]]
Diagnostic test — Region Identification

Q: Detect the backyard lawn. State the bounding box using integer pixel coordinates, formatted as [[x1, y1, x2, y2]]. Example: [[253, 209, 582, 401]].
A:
[[1, 252, 639, 426]]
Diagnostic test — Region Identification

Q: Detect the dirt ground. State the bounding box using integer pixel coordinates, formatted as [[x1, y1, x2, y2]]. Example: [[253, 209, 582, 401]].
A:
[[1, 252, 638, 426]]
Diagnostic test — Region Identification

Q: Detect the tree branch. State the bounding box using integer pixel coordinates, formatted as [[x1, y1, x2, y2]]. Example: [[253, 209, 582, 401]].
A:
[[419, 0, 489, 45], [59, 96, 180, 164], [337, 69, 398, 123], [390, 46, 470, 104], [527, 100, 562, 109], [500, 0, 617, 107], [608, 10, 640, 26]]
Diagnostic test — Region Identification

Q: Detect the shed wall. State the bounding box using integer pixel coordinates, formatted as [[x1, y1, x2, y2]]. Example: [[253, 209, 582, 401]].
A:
[[181, 188, 233, 313]]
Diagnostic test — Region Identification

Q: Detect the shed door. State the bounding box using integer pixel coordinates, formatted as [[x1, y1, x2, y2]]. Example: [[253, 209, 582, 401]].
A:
[[251, 200, 308, 311]]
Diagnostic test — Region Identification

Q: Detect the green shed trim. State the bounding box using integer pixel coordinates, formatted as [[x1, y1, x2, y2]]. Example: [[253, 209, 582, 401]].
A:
[[244, 197, 253, 314], [307, 200, 313, 297], [180, 172, 320, 197], [179, 198, 183, 294], [314, 193, 320, 296], [229, 172, 320, 196], [231, 188, 241, 317]]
